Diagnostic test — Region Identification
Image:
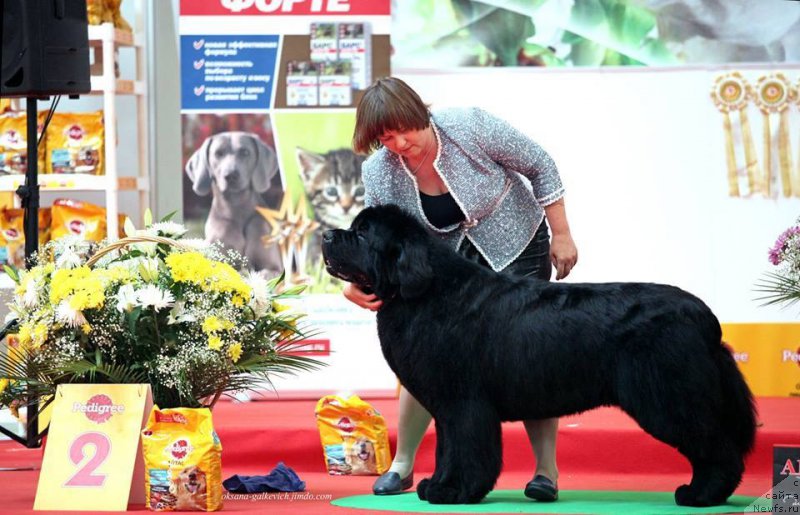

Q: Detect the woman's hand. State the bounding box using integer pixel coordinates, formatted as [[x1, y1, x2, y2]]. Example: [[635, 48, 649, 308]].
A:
[[343, 282, 383, 311], [550, 233, 578, 280]]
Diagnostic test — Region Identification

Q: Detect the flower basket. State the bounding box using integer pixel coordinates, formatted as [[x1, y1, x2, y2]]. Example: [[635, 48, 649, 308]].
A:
[[0, 215, 323, 417]]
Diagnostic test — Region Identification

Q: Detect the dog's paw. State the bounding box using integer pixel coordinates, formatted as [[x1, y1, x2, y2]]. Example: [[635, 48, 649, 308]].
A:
[[416, 478, 430, 501], [675, 484, 714, 507], [424, 482, 470, 504]]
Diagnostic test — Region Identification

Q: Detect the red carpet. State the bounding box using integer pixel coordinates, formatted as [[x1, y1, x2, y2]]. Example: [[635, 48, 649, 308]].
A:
[[0, 396, 795, 514]]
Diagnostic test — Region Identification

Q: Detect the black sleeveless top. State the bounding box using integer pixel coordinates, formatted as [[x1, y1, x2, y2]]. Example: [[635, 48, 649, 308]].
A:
[[419, 191, 466, 229]]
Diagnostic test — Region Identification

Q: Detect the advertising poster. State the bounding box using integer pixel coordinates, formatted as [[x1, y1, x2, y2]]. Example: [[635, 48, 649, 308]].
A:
[[180, 0, 394, 395]]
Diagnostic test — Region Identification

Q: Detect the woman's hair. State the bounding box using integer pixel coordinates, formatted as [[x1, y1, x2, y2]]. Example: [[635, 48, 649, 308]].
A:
[[352, 76, 430, 154]]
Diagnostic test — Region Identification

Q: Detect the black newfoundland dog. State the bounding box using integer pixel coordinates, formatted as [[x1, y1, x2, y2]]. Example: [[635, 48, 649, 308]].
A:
[[321, 204, 757, 507]]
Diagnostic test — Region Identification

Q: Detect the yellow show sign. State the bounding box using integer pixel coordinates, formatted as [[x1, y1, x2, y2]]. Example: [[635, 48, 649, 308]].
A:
[[34, 384, 153, 512], [723, 323, 800, 397]]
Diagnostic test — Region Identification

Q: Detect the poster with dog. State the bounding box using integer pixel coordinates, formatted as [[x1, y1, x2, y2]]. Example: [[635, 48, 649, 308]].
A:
[[182, 113, 285, 274]]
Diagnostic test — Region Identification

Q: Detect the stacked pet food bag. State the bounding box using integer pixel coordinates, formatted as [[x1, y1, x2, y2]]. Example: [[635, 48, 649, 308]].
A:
[[0, 104, 120, 267]]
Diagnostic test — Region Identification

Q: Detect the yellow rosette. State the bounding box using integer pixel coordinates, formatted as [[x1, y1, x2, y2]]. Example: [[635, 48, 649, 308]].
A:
[[753, 73, 796, 198], [711, 72, 758, 197]]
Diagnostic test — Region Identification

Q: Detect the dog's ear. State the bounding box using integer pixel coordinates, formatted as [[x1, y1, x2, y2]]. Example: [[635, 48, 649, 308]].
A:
[[250, 135, 279, 193], [395, 237, 433, 299], [185, 136, 213, 196]]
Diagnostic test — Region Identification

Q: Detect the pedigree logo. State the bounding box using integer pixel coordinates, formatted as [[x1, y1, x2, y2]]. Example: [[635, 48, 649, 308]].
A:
[[67, 124, 85, 141], [72, 394, 125, 424], [166, 439, 193, 461], [337, 417, 355, 433], [220, 0, 350, 13]]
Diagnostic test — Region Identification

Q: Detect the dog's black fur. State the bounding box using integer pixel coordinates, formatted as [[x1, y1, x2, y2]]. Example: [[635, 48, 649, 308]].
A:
[[321, 204, 757, 506]]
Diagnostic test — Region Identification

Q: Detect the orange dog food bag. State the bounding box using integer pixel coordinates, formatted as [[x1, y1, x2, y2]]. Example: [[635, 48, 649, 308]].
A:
[[46, 111, 104, 175], [315, 395, 391, 476], [141, 407, 223, 512]]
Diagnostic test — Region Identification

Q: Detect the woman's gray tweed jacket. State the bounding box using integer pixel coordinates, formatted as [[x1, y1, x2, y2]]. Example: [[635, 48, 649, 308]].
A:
[[362, 107, 565, 272]]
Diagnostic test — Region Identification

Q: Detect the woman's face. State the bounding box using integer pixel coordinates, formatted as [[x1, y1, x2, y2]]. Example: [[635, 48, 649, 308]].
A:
[[378, 127, 432, 160]]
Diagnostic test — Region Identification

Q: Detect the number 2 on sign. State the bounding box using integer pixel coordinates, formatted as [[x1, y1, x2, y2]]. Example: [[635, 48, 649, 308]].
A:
[[64, 432, 111, 487]]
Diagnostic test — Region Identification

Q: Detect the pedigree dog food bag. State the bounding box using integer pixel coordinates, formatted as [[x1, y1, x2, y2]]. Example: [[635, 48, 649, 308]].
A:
[[315, 395, 391, 476], [50, 198, 124, 242], [141, 407, 223, 512], [47, 111, 104, 175], [0, 208, 51, 267], [0, 112, 46, 175]]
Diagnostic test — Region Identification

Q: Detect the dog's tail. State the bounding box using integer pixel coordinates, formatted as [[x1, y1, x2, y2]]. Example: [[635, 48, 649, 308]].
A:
[[715, 341, 758, 456]]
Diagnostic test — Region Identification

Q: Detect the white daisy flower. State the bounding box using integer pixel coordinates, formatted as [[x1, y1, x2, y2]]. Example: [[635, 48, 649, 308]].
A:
[[56, 301, 87, 328], [135, 285, 175, 311], [147, 221, 187, 238], [116, 284, 138, 313], [244, 270, 271, 318]]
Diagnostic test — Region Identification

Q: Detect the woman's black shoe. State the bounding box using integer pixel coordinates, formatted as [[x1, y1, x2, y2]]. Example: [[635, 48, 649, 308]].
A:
[[372, 471, 414, 495], [524, 474, 558, 501]]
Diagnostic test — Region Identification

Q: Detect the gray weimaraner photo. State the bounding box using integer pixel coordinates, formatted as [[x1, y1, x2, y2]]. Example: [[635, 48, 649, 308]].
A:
[[185, 131, 283, 273]]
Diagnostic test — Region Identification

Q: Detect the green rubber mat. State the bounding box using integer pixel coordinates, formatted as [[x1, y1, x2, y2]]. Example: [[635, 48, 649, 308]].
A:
[[332, 490, 768, 514]]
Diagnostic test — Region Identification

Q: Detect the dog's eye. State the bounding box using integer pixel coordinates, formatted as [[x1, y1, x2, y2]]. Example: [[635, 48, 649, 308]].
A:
[[214, 149, 226, 159], [237, 148, 251, 158]]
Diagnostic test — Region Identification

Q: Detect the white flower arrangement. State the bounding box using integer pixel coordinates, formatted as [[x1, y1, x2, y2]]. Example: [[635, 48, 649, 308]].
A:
[[0, 212, 321, 410]]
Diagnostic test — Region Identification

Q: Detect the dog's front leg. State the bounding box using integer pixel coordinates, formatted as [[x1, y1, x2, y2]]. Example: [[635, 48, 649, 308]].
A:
[[418, 401, 502, 504]]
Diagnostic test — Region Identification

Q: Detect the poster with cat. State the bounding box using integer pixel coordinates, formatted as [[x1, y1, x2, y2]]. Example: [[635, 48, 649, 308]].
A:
[[272, 111, 366, 288]]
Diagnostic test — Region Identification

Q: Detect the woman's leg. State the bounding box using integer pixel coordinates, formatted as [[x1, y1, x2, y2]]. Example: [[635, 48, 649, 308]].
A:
[[388, 386, 432, 477], [523, 418, 559, 481]]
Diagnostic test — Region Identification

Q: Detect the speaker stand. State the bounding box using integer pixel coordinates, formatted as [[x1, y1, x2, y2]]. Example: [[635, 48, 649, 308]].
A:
[[0, 97, 45, 448]]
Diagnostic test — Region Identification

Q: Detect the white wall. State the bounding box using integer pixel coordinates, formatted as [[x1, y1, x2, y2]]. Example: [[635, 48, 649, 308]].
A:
[[399, 67, 799, 323]]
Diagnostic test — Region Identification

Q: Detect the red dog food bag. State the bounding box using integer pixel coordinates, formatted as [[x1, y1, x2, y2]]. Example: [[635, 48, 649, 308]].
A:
[[142, 407, 223, 512], [315, 395, 391, 476]]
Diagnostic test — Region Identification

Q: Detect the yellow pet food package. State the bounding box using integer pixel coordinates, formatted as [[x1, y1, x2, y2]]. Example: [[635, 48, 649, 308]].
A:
[[46, 111, 104, 175], [0, 208, 51, 267], [0, 112, 47, 175], [315, 395, 391, 476], [87, 0, 112, 24], [50, 198, 125, 241], [141, 407, 223, 512]]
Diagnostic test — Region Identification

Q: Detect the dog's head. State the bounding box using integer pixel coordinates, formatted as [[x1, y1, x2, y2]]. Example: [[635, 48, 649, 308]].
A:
[[322, 205, 433, 300], [185, 131, 278, 196], [177, 465, 207, 496], [354, 438, 374, 462]]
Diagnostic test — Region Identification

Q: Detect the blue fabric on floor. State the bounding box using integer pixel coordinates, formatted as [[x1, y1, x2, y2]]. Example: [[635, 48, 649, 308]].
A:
[[223, 462, 306, 493]]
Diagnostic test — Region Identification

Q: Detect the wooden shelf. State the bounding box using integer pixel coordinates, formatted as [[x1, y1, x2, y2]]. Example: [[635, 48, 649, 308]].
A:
[[0, 174, 149, 193]]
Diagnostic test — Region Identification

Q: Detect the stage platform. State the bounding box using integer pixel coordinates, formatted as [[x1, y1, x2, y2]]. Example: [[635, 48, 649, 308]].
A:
[[0, 396, 796, 514]]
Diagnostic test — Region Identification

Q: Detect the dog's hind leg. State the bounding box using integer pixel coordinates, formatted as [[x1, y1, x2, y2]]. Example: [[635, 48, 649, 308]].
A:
[[418, 401, 502, 504], [617, 350, 746, 507]]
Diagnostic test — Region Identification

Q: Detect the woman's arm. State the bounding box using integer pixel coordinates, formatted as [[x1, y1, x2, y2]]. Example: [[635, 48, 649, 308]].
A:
[[543, 197, 578, 280]]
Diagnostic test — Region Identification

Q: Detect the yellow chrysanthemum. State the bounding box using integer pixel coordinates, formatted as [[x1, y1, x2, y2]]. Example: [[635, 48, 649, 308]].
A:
[[81, 323, 92, 335], [50, 266, 105, 310], [166, 252, 251, 299], [0, 378, 8, 395], [202, 316, 234, 334], [17, 322, 33, 348], [32, 323, 48, 347], [231, 295, 245, 307], [227, 343, 243, 363], [208, 335, 223, 350]]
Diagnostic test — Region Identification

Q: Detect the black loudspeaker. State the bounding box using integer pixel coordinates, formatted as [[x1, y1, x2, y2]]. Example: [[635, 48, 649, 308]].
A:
[[1, 0, 91, 97]]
